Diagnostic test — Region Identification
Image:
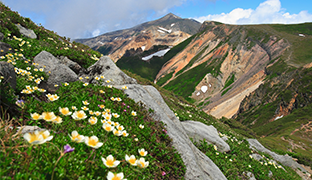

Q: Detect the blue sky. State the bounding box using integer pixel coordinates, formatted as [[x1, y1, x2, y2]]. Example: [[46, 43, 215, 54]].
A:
[[2, 0, 312, 39]]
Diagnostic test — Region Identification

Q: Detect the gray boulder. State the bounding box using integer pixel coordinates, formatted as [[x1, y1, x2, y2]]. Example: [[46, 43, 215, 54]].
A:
[[33, 51, 78, 89], [181, 120, 231, 153], [0, 42, 13, 56], [115, 84, 227, 180], [243, 172, 256, 180], [58, 56, 82, 74], [247, 139, 307, 173], [15, 24, 37, 39], [0, 61, 16, 89], [16, 126, 43, 135], [85, 56, 137, 85], [0, 32, 4, 41]]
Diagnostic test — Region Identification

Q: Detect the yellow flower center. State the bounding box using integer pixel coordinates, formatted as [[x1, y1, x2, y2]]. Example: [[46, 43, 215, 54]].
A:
[[105, 126, 112, 131], [40, 131, 48, 139], [106, 159, 115, 167], [29, 133, 39, 143], [77, 111, 85, 119], [111, 175, 121, 180], [32, 114, 40, 120], [88, 138, 98, 147], [129, 158, 136, 164], [140, 151, 145, 156], [61, 108, 69, 115], [139, 161, 145, 167], [72, 134, 78, 140], [43, 112, 53, 121]]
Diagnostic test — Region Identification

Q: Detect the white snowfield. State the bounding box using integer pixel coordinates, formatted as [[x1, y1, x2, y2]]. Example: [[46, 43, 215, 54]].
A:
[[141, 46, 146, 51], [142, 48, 171, 61], [158, 26, 172, 33], [201, 86, 208, 93], [157, 29, 165, 33], [274, 115, 283, 121], [171, 23, 175, 27]]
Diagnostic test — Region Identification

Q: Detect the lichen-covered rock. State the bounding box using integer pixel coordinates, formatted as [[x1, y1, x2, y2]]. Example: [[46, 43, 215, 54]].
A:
[[33, 51, 78, 90], [15, 24, 37, 39], [0, 61, 16, 89], [115, 84, 226, 180], [85, 56, 137, 85], [181, 120, 230, 153]]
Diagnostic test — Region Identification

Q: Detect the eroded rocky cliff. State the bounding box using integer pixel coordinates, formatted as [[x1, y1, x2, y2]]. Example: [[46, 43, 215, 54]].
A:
[[156, 21, 290, 118]]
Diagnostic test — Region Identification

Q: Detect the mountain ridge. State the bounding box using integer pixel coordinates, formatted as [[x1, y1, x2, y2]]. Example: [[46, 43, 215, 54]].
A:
[[75, 13, 201, 61]]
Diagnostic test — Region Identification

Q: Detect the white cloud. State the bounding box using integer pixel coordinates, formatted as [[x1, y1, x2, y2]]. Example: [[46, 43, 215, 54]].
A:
[[194, 0, 312, 25], [92, 29, 100, 37], [2, 0, 185, 39]]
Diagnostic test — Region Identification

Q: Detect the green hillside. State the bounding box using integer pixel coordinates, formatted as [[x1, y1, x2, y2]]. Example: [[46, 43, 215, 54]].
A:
[[0, 3, 186, 179]]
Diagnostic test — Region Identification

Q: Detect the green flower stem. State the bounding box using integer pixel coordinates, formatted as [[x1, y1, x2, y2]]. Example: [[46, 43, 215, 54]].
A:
[[51, 153, 64, 180]]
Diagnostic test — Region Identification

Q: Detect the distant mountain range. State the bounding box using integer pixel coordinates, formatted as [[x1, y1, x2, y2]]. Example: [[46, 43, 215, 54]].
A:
[[75, 13, 201, 61]]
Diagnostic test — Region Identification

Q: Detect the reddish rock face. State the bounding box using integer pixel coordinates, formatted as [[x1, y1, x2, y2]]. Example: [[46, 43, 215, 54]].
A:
[[156, 23, 290, 118]]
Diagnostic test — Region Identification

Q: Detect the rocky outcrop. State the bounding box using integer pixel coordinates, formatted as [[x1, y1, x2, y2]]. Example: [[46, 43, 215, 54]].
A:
[[33, 51, 78, 90], [181, 120, 230, 153], [155, 23, 290, 119], [0, 61, 16, 89], [115, 84, 227, 180], [15, 24, 37, 39], [85, 56, 137, 85], [85, 56, 226, 179], [58, 56, 82, 74], [247, 139, 308, 173]]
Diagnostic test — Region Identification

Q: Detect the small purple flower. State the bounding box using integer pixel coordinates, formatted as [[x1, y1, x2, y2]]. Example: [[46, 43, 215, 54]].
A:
[[162, 171, 166, 176], [162, 129, 167, 134], [122, 102, 125, 106], [124, 109, 127, 112], [63, 144, 74, 154], [16, 100, 25, 108], [127, 106, 130, 108]]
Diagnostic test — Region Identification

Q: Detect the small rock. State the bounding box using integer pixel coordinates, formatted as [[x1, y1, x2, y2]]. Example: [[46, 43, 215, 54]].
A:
[[15, 24, 37, 39], [85, 56, 137, 85], [0, 61, 16, 89], [181, 120, 231, 152], [0, 32, 4, 41], [0, 42, 13, 56], [16, 126, 43, 134]]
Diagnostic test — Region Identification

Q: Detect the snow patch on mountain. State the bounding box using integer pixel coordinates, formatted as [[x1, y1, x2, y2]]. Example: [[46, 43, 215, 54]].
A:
[[201, 86, 208, 93], [158, 26, 172, 33], [142, 48, 171, 61], [158, 29, 165, 33]]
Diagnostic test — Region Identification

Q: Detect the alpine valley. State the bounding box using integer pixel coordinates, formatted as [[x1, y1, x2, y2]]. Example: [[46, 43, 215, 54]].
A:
[[78, 13, 312, 178]]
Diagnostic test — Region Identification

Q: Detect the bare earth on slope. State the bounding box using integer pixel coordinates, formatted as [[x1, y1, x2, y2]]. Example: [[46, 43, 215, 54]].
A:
[[208, 80, 263, 119]]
